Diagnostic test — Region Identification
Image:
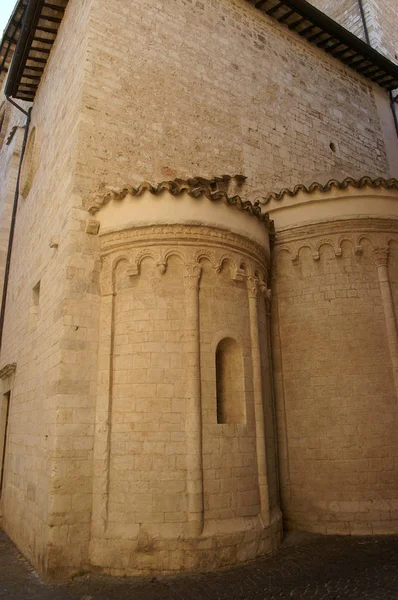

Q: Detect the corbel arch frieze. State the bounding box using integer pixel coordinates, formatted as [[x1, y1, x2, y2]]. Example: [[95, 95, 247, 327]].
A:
[[216, 254, 238, 276], [99, 225, 269, 294], [100, 254, 135, 295], [336, 235, 363, 256], [356, 234, 378, 253], [99, 225, 269, 266], [291, 243, 314, 264], [313, 238, 342, 260], [133, 249, 160, 270], [194, 249, 218, 272], [273, 246, 293, 263], [274, 230, 398, 267], [160, 249, 187, 269]]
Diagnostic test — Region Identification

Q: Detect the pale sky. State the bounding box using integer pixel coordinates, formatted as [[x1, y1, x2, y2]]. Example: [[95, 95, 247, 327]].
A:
[[0, 0, 17, 36]]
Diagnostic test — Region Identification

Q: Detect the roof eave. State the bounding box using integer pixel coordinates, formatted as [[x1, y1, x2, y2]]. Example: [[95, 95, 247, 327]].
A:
[[247, 0, 398, 91]]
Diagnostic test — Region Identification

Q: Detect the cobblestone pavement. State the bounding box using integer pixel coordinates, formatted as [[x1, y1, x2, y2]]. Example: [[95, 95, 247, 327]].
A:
[[1, 529, 398, 599]]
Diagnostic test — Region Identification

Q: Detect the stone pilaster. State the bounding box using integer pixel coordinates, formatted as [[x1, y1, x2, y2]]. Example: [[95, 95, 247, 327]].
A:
[[184, 263, 204, 537], [373, 246, 398, 398], [91, 256, 114, 541], [247, 275, 270, 526]]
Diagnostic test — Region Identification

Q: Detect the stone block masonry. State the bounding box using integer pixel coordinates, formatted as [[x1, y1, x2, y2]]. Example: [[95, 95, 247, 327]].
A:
[[310, 0, 398, 65], [267, 184, 398, 535], [89, 190, 281, 575], [0, 0, 397, 580], [77, 0, 392, 201]]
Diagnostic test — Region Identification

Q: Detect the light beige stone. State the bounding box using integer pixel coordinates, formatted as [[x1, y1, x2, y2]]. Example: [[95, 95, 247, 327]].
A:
[[0, 0, 397, 581], [269, 184, 398, 535]]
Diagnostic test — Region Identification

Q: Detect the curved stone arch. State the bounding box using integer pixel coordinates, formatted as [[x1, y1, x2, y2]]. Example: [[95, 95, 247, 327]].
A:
[[337, 234, 354, 250], [134, 249, 159, 271], [315, 238, 335, 252], [293, 243, 314, 263], [158, 249, 187, 274], [210, 327, 246, 358], [216, 254, 238, 276], [356, 233, 374, 248], [111, 253, 132, 272], [238, 259, 250, 274], [316, 237, 341, 256], [273, 246, 293, 262], [161, 248, 186, 265], [211, 332, 248, 426], [313, 239, 341, 261], [194, 249, 218, 271], [355, 234, 378, 257], [387, 236, 398, 250], [273, 246, 293, 277], [111, 255, 132, 294]]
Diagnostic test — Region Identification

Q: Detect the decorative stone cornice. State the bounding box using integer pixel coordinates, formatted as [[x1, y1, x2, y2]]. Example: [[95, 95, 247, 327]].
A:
[[0, 363, 16, 380], [100, 224, 269, 270], [86, 177, 274, 230], [260, 177, 398, 205], [99, 226, 268, 295]]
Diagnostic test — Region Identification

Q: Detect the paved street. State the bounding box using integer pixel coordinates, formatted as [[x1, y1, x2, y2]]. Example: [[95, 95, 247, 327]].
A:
[[1, 529, 398, 599]]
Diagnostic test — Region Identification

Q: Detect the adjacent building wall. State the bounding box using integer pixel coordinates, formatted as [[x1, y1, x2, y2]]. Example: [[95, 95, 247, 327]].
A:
[[309, 0, 366, 40], [362, 0, 398, 65], [310, 0, 398, 65], [0, 0, 98, 577], [309, 0, 398, 177]]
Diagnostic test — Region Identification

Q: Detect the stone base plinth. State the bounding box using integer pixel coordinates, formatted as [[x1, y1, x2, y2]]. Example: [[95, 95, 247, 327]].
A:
[[89, 515, 282, 577]]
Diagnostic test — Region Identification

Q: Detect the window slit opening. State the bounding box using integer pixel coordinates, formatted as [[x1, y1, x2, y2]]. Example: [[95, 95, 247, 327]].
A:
[[216, 337, 246, 425]]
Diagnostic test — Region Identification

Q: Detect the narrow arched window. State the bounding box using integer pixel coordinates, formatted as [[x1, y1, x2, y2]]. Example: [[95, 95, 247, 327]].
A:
[[216, 338, 246, 424]]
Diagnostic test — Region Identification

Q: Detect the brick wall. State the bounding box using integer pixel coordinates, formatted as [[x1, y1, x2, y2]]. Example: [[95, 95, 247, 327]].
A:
[[309, 0, 366, 40], [310, 0, 398, 65], [76, 0, 391, 204], [364, 0, 398, 65]]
